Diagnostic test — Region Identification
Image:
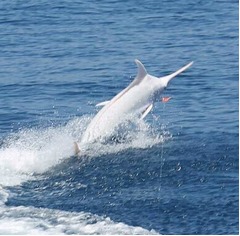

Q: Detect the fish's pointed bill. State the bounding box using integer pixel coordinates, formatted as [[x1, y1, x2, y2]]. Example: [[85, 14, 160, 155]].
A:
[[162, 97, 172, 103], [162, 61, 194, 86]]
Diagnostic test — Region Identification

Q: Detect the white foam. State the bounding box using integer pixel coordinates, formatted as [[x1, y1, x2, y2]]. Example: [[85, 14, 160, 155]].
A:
[[0, 132, 71, 186], [0, 205, 158, 235], [0, 187, 9, 206]]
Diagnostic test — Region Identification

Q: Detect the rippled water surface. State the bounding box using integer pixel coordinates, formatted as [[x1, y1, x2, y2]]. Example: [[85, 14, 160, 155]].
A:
[[0, 0, 238, 234]]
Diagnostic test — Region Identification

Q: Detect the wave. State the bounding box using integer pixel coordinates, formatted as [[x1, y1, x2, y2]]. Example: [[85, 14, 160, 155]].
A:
[[0, 202, 158, 234]]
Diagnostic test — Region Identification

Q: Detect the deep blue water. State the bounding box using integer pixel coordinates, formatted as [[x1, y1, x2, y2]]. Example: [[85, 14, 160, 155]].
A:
[[0, 0, 238, 234]]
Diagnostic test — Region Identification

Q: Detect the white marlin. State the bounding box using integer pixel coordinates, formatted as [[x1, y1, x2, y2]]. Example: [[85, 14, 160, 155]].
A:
[[75, 59, 193, 153]]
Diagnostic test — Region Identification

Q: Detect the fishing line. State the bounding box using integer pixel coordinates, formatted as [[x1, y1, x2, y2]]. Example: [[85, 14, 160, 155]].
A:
[[158, 102, 166, 200]]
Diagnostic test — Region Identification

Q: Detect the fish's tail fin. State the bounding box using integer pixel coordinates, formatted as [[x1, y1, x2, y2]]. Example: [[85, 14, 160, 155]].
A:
[[74, 142, 81, 155]]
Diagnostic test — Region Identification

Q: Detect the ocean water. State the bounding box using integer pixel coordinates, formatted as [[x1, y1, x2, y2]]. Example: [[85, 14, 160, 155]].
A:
[[0, 0, 238, 234]]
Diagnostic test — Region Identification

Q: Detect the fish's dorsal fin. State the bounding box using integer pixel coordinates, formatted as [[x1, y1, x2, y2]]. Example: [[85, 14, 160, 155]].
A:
[[97, 60, 149, 109], [135, 59, 147, 80]]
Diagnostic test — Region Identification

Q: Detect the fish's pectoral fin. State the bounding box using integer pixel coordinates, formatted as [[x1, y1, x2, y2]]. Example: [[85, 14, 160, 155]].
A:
[[96, 100, 110, 107], [140, 104, 153, 120], [74, 142, 80, 155], [162, 97, 172, 103]]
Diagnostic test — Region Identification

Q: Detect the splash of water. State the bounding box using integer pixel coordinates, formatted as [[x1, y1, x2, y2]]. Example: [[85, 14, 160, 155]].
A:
[[0, 115, 170, 187], [0, 115, 167, 235]]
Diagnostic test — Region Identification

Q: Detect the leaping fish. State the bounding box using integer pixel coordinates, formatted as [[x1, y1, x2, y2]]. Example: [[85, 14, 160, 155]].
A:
[[75, 59, 193, 154]]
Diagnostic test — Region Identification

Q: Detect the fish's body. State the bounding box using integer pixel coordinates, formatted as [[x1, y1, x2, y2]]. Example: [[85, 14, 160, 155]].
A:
[[79, 60, 193, 147]]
